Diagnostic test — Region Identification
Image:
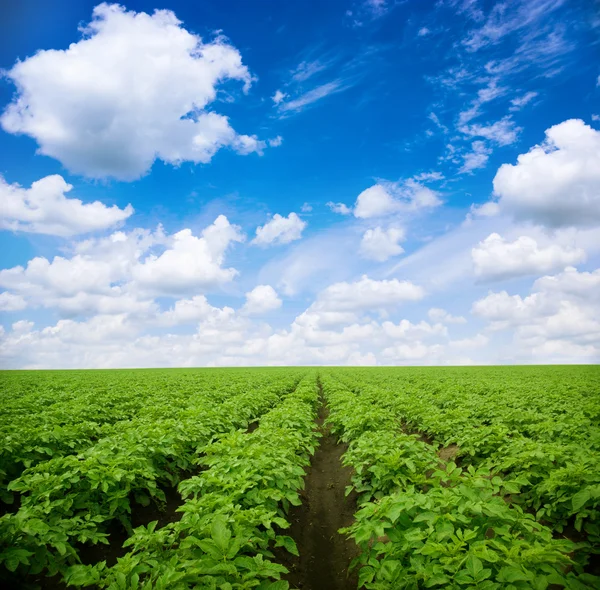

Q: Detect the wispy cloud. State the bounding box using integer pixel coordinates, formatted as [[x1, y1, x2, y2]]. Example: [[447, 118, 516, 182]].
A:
[[509, 91, 539, 111], [272, 44, 380, 116], [459, 140, 491, 174], [278, 80, 348, 113], [462, 0, 567, 52], [290, 59, 332, 83], [459, 116, 521, 146]]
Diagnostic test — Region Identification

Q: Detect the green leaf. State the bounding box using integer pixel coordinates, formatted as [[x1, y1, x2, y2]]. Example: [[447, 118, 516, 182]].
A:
[[211, 516, 231, 552], [414, 511, 437, 523], [498, 566, 531, 583], [424, 574, 450, 587], [276, 535, 299, 557], [466, 555, 483, 578], [503, 482, 521, 494], [358, 565, 376, 587], [572, 490, 591, 511], [1, 548, 33, 572]]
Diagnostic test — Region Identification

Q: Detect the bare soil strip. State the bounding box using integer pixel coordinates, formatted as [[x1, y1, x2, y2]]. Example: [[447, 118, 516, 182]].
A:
[[279, 394, 359, 590]]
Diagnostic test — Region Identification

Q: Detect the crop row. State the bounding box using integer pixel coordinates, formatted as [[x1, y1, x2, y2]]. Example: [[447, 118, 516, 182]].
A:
[[0, 370, 304, 501], [0, 370, 307, 585], [327, 368, 600, 550], [321, 373, 599, 589], [63, 372, 321, 589]]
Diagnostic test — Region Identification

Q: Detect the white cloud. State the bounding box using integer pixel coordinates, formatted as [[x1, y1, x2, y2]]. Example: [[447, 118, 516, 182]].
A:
[[242, 285, 282, 315], [459, 140, 491, 173], [472, 266, 600, 362], [314, 275, 424, 313], [133, 216, 244, 294], [462, 0, 566, 52], [290, 60, 329, 82], [429, 112, 449, 133], [301, 203, 313, 213], [493, 119, 600, 228], [359, 226, 405, 262], [458, 79, 508, 126], [460, 116, 521, 146], [533, 266, 600, 300], [449, 334, 489, 349], [268, 136, 283, 147], [277, 81, 346, 113], [382, 319, 447, 340], [413, 171, 444, 182], [510, 91, 538, 111], [272, 90, 287, 105], [365, 0, 388, 17], [0, 292, 26, 311], [472, 233, 586, 281], [327, 202, 352, 215], [428, 308, 467, 324], [252, 213, 306, 246], [382, 342, 443, 361], [353, 181, 442, 219], [0, 4, 265, 180], [160, 295, 234, 326], [354, 185, 397, 219], [469, 201, 500, 218], [418, 27, 431, 36], [0, 174, 133, 236], [0, 216, 246, 316]]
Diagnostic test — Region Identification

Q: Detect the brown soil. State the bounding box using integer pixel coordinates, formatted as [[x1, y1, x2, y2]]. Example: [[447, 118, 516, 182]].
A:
[[278, 395, 360, 590], [437, 444, 460, 463], [77, 483, 185, 568]]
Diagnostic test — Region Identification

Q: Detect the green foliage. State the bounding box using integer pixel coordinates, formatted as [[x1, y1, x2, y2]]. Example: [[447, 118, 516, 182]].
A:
[[321, 367, 600, 589], [0, 368, 313, 587]]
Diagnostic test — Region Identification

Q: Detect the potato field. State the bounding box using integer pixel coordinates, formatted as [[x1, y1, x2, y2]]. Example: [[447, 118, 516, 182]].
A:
[[0, 366, 599, 589]]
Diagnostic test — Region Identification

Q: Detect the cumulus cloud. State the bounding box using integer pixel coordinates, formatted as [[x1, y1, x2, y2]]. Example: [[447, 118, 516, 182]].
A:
[[251, 212, 306, 246], [469, 201, 500, 218], [359, 226, 405, 261], [428, 308, 467, 324], [382, 319, 447, 340], [354, 185, 398, 218], [0, 4, 265, 180], [327, 202, 352, 215], [449, 334, 489, 349], [242, 285, 282, 315], [0, 217, 243, 313], [133, 216, 244, 294], [0, 292, 27, 312], [313, 275, 425, 314], [352, 181, 442, 219], [382, 342, 444, 361], [0, 174, 133, 236], [493, 119, 600, 227], [472, 233, 586, 281], [160, 295, 234, 326], [472, 266, 600, 362]]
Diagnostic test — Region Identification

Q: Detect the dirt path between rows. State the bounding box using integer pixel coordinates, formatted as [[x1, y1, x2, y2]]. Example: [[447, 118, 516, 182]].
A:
[[279, 389, 359, 590]]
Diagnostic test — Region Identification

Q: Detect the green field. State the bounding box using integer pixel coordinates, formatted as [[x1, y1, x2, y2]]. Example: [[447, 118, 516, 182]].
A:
[[1, 366, 599, 589]]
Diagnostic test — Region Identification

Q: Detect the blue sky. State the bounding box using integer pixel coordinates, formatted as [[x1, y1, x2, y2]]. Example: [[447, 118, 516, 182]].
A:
[[0, 0, 599, 368]]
